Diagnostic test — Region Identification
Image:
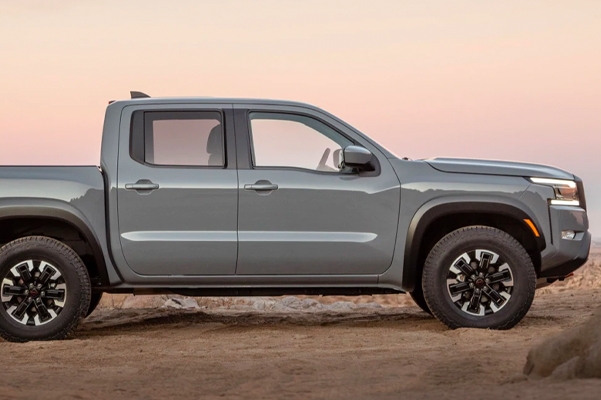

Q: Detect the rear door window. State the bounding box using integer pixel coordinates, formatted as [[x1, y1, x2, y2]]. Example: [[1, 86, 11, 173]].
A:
[[130, 111, 224, 167]]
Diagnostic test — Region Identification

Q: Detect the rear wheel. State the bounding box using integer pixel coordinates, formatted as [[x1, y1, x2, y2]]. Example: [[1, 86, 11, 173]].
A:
[[0, 237, 91, 342], [423, 226, 536, 330]]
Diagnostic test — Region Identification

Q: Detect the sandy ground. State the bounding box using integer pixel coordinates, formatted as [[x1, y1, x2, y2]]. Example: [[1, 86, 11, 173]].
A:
[[0, 250, 600, 399]]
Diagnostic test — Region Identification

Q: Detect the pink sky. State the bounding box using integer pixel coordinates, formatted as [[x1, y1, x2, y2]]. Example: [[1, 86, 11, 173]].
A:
[[0, 1, 599, 234]]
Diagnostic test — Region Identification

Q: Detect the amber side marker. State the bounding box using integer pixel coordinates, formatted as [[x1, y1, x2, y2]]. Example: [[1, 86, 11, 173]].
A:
[[524, 219, 540, 237]]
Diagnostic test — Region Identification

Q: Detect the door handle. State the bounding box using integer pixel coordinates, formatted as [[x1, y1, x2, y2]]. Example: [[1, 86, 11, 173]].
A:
[[125, 180, 159, 191], [244, 181, 278, 192]]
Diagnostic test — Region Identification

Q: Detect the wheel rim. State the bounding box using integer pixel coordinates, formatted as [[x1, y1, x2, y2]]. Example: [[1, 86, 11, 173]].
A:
[[1, 260, 67, 326], [446, 249, 514, 317]]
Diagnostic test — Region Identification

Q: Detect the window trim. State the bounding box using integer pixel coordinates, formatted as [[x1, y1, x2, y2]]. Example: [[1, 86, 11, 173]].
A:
[[129, 109, 227, 169], [247, 110, 358, 175]]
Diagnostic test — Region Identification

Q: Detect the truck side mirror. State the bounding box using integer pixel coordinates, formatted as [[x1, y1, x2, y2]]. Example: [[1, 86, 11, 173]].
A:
[[342, 145, 375, 171]]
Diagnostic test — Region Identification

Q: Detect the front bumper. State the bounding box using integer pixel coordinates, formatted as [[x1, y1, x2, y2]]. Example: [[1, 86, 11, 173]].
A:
[[539, 205, 591, 278]]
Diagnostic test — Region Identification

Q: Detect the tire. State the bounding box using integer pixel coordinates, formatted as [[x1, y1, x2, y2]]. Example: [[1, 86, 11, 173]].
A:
[[0, 236, 91, 342], [86, 292, 103, 317], [409, 285, 432, 315], [422, 226, 536, 330]]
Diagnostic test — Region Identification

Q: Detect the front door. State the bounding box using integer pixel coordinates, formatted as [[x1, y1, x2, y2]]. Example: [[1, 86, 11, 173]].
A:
[[235, 108, 401, 275], [117, 105, 238, 275]]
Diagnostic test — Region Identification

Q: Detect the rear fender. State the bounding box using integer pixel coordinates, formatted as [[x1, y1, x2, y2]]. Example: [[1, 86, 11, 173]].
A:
[[0, 199, 112, 286]]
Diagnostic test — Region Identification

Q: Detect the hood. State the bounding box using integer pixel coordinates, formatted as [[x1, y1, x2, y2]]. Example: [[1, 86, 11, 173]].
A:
[[424, 158, 574, 180]]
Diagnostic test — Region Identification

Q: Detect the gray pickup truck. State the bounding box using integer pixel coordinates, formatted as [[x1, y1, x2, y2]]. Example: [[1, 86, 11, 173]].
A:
[[0, 92, 590, 341]]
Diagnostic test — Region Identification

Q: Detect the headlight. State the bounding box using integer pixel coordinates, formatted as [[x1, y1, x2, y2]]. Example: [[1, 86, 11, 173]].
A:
[[530, 177, 580, 206]]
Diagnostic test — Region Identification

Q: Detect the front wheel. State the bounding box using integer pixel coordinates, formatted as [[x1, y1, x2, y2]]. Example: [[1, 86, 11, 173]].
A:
[[0, 237, 91, 342], [422, 226, 536, 330]]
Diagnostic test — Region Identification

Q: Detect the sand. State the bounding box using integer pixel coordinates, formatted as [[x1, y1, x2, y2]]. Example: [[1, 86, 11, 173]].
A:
[[0, 251, 599, 399]]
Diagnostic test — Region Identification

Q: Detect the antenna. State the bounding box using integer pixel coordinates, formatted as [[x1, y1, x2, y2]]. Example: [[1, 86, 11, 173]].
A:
[[130, 91, 151, 99]]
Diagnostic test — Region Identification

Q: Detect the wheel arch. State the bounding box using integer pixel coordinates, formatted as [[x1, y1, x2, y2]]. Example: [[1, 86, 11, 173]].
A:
[[0, 202, 110, 287], [402, 198, 546, 292]]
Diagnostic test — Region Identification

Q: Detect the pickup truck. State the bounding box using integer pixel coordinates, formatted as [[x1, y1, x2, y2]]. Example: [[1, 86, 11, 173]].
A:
[[0, 92, 591, 341]]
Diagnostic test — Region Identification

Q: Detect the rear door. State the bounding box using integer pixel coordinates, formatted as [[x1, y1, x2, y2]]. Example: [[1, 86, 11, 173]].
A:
[[234, 105, 401, 275], [117, 104, 238, 275]]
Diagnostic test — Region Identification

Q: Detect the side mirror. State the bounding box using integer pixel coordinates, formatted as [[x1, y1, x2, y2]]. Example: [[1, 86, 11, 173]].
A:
[[342, 145, 375, 171]]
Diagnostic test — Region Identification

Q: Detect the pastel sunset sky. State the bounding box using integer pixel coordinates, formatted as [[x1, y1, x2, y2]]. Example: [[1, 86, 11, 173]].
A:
[[0, 1, 599, 234]]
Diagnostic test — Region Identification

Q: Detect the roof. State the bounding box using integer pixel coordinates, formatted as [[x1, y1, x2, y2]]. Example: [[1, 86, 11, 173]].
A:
[[112, 95, 320, 110]]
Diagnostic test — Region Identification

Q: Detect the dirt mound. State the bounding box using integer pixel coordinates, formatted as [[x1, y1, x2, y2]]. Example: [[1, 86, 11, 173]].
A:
[[98, 294, 385, 312], [524, 306, 601, 379]]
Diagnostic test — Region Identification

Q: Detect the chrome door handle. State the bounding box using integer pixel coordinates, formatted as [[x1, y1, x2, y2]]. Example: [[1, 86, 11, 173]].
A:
[[125, 180, 159, 191], [244, 182, 278, 191]]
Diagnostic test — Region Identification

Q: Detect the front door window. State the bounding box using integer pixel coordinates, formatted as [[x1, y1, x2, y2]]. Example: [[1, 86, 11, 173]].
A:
[[249, 112, 353, 173]]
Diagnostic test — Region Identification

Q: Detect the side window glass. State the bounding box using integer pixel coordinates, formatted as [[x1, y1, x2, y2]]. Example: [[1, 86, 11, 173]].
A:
[[249, 112, 353, 172], [130, 111, 224, 167]]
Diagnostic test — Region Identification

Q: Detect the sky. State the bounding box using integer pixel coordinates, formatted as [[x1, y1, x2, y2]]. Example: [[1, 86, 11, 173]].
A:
[[0, 0, 599, 234]]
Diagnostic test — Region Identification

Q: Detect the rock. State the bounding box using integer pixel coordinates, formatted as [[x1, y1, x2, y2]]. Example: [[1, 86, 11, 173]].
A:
[[524, 306, 601, 379], [121, 295, 170, 309], [278, 297, 324, 310], [252, 298, 281, 311], [163, 297, 200, 309]]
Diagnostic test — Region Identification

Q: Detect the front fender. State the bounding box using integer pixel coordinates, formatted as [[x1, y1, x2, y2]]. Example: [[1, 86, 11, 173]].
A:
[[380, 195, 546, 292], [405, 197, 545, 291]]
